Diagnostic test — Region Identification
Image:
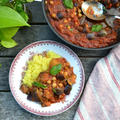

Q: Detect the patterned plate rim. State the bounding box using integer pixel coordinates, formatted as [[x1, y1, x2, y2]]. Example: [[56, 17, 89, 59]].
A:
[[9, 40, 85, 116]]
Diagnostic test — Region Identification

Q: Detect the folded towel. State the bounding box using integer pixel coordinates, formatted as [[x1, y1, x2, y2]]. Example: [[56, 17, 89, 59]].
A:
[[74, 45, 120, 120]]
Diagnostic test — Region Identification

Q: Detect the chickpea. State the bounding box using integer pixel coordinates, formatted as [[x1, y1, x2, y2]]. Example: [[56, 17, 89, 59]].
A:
[[64, 19, 68, 23], [52, 13, 56, 18], [47, 80, 51, 84], [68, 18, 71, 21], [52, 82, 57, 88], [60, 71, 64, 74], [50, 1, 54, 4], [52, 77, 56, 81], [64, 72, 68, 77], [78, 9, 81, 13], [67, 25, 71, 29], [71, 14, 74, 18], [67, 62, 70, 66], [74, 7, 76, 11], [64, 66, 68, 70], [73, 75, 76, 79], [45, 1, 47, 4], [74, 12, 77, 15], [59, 24, 63, 28], [59, 83, 63, 88], [67, 9, 70, 12], [75, 22, 79, 25], [78, 13, 82, 17], [59, 94, 64, 99]]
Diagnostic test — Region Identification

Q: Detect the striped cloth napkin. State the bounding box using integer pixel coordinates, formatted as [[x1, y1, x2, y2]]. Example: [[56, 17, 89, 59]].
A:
[[74, 45, 120, 120]]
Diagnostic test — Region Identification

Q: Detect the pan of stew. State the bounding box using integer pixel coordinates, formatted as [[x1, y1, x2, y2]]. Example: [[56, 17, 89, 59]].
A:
[[42, 0, 120, 50]]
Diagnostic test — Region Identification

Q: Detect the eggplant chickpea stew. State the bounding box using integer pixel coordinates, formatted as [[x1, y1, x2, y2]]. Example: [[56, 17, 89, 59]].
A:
[[45, 0, 120, 48], [20, 52, 76, 107]]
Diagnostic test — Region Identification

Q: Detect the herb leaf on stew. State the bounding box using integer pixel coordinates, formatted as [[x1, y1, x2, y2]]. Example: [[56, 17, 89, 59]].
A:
[[91, 24, 103, 32], [52, 88, 57, 93], [63, 0, 73, 9], [33, 82, 47, 89], [50, 64, 62, 75]]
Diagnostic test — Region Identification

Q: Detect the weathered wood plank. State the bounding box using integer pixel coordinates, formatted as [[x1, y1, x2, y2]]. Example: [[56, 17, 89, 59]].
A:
[[0, 92, 79, 120], [26, 1, 46, 23], [0, 57, 99, 90], [0, 25, 110, 57], [0, 58, 13, 91]]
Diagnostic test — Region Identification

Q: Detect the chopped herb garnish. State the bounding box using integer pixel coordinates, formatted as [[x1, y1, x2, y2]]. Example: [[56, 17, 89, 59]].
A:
[[70, 28, 73, 31], [63, 0, 73, 9], [66, 25, 69, 27], [50, 64, 62, 75], [91, 24, 103, 32], [33, 81, 47, 89], [52, 88, 57, 93]]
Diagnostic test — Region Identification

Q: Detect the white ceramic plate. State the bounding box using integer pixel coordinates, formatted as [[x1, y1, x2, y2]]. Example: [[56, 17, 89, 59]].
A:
[[9, 40, 85, 116]]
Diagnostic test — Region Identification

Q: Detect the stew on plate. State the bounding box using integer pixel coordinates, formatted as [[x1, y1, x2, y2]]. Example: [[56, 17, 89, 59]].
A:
[[20, 52, 76, 107]]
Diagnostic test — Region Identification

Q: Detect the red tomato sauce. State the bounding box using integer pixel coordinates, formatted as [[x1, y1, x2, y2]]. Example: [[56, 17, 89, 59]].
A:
[[45, 0, 120, 48]]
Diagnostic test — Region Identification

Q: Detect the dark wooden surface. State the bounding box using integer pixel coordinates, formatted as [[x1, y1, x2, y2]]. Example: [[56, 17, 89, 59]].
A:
[[0, 2, 111, 120]]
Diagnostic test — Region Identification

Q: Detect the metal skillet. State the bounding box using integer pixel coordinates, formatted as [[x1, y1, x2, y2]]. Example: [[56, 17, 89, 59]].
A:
[[41, 0, 120, 50]]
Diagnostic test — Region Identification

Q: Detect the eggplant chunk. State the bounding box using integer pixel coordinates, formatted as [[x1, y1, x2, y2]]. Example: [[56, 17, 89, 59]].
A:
[[64, 84, 72, 95], [57, 12, 64, 19], [54, 88, 64, 96], [27, 89, 42, 102], [27, 91, 39, 102], [56, 73, 65, 80], [79, 15, 86, 25], [97, 30, 108, 37], [27, 92, 34, 101], [87, 33, 95, 40]]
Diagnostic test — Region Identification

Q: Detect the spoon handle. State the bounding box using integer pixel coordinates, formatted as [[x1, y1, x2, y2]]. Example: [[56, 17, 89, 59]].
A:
[[35, 0, 42, 1], [114, 16, 120, 19]]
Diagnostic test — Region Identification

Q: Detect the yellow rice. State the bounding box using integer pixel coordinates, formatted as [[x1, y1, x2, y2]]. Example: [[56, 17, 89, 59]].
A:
[[23, 51, 61, 87]]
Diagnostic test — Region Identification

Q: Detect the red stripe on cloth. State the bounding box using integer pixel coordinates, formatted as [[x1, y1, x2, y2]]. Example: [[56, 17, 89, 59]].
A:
[[77, 108, 84, 120], [104, 57, 120, 92]]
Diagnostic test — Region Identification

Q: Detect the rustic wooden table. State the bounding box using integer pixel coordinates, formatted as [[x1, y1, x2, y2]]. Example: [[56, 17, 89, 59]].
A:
[[0, 2, 111, 120]]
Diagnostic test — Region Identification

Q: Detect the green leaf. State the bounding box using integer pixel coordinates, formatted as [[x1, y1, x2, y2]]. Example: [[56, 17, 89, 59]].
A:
[[52, 88, 57, 93], [50, 64, 62, 75], [33, 82, 47, 89], [17, 0, 26, 3], [63, 0, 73, 9], [91, 24, 103, 32], [0, 0, 9, 5], [0, 64, 2, 68], [0, 30, 4, 40], [0, 6, 30, 28], [14, 1, 23, 12], [26, 0, 34, 2], [0, 27, 19, 38], [19, 11, 29, 22], [0, 27, 19, 48], [1, 38, 18, 48]]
